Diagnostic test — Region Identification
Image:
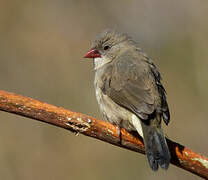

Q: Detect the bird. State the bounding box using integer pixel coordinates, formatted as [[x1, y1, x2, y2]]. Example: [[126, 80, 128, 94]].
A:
[[84, 29, 171, 171]]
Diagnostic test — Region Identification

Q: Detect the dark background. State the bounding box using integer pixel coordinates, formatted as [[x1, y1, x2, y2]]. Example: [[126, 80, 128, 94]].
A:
[[0, 1, 208, 179]]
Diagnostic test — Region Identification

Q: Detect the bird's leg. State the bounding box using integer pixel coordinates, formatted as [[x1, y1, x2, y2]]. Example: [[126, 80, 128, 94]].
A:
[[116, 126, 122, 145], [116, 120, 123, 145]]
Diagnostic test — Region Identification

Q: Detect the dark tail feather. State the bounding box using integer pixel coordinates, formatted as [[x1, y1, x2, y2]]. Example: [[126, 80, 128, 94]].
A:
[[141, 120, 170, 171]]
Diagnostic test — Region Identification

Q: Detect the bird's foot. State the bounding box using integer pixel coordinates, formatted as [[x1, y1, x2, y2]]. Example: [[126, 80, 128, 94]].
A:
[[116, 126, 122, 145]]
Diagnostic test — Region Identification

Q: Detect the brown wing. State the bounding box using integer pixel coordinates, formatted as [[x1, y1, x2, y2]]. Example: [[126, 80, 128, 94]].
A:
[[102, 51, 170, 124]]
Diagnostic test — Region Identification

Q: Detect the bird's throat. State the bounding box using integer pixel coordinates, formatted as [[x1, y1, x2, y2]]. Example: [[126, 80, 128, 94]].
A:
[[93, 57, 111, 70]]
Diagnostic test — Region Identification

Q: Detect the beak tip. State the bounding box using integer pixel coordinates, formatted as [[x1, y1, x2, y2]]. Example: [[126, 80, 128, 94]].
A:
[[83, 52, 91, 58]]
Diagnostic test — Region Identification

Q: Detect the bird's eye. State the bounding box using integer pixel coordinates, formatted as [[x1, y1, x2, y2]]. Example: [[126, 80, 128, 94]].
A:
[[104, 45, 110, 50]]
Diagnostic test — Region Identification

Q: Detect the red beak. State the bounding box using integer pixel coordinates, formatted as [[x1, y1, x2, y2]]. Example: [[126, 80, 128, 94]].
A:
[[84, 48, 101, 58]]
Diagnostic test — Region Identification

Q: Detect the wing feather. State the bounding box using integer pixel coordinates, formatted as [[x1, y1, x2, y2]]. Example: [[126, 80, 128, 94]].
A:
[[103, 50, 169, 123]]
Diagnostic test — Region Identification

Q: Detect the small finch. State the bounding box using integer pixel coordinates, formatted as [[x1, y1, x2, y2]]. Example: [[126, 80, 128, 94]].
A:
[[84, 30, 170, 171]]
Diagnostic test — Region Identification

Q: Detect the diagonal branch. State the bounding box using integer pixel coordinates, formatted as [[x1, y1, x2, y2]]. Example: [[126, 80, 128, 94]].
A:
[[0, 90, 208, 179]]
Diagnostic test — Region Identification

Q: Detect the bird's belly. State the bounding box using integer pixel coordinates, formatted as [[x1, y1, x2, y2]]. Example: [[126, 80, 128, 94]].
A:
[[95, 87, 136, 131]]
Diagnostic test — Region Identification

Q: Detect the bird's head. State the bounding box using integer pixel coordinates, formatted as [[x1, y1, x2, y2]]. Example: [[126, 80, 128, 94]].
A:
[[84, 29, 134, 69]]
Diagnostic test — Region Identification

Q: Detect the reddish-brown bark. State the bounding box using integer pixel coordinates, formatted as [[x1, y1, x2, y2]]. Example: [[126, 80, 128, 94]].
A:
[[0, 90, 208, 179]]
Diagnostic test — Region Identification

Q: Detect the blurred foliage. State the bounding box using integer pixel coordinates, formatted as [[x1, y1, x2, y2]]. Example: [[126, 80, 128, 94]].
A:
[[0, 0, 208, 179]]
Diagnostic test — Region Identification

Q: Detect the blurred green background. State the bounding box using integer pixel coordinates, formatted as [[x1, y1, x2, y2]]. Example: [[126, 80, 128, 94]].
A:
[[0, 0, 208, 179]]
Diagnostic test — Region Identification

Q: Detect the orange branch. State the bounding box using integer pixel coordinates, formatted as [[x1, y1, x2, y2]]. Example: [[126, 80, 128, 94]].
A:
[[0, 90, 207, 179]]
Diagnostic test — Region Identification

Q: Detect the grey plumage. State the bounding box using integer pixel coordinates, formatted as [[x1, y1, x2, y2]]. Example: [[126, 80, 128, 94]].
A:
[[85, 29, 170, 171]]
